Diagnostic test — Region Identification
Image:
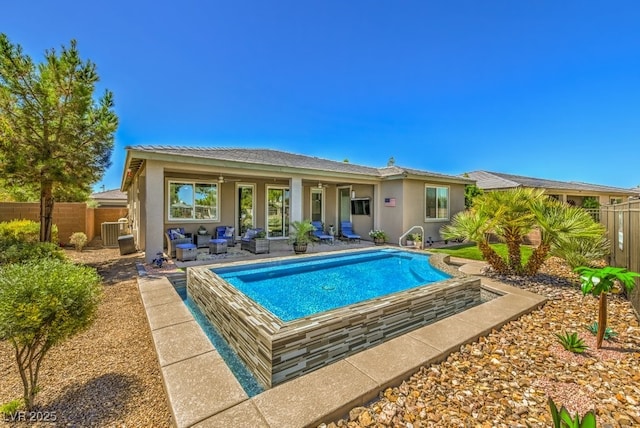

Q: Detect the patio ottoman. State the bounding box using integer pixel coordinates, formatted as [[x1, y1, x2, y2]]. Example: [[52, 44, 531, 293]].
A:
[[175, 243, 197, 261], [209, 238, 228, 254]]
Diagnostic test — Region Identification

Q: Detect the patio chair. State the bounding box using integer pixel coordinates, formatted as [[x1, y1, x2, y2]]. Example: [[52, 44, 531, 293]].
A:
[[240, 228, 264, 251], [215, 226, 236, 247], [311, 221, 333, 244], [165, 227, 193, 258], [340, 221, 361, 242]]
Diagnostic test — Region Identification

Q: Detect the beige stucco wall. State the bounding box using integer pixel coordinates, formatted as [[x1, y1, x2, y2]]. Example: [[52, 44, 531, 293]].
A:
[[378, 180, 405, 244], [378, 179, 468, 245], [126, 155, 470, 261]]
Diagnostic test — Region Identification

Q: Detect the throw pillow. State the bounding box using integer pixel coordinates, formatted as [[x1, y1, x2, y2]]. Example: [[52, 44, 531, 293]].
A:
[[224, 227, 235, 237]]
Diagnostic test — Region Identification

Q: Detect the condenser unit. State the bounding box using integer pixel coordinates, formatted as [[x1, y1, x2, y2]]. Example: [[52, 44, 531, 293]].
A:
[[101, 222, 121, 247]]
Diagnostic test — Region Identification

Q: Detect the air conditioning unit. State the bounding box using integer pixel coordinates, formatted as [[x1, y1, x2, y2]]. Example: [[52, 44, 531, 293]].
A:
[[101, 222, 120, 247]]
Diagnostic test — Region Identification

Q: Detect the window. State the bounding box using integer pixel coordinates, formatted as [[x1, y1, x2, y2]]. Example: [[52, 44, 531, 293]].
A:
[[610, 197, 623, 205], [168, 181, 218, 221], [311, 188, 323, 222], [425, 185, 449, 220], [350, 198, 371, 215]]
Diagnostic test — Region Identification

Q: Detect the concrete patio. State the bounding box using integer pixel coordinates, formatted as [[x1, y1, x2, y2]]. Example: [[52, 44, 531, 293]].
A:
[[138, 246, 546, 428]]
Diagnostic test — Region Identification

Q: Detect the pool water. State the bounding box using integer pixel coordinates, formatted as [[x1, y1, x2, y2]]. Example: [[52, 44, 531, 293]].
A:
[[175, 284, 265, 397], [213, 249, 450, 321]]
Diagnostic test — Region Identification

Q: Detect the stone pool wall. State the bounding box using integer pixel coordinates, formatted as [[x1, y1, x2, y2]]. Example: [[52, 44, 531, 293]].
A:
[[187, 251, 482, 388]]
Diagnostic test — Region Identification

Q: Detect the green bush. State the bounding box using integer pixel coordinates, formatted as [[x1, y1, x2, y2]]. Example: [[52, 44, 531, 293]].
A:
[[0, 241, 64, 265], [0, 219, 58, 244], [552, 236, 610, 269], [0, 259, 102, 410], [69, 232, 88, 251]]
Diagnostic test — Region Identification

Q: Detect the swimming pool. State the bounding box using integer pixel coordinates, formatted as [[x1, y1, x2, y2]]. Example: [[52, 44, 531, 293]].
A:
[[216, 249, 450, 321], [188, 248, 481, 388]]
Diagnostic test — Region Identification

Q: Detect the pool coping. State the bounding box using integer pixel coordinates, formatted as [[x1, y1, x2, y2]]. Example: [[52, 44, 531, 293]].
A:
[[138, 253, 547, 428]]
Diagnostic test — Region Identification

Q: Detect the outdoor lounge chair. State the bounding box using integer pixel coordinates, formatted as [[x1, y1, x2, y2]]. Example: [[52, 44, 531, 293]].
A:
[[215, 226, 236, 247], [340, 221, 361, 242], [164, 227, 192, 258], [311, 221, 333, 244], [240, 228, 264, 251]]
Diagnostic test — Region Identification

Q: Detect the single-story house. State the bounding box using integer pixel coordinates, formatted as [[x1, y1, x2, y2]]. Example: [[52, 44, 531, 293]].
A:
[[465, 170, 638, 206], [120, 146, 474, 263], [89, 188, 128, 207]]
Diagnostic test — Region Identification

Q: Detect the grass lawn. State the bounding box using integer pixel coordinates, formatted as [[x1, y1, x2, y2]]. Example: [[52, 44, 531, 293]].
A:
[[430, 242, 534, 263]]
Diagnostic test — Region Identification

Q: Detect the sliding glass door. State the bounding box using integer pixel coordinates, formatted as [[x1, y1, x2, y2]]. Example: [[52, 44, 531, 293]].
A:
[[267, 187, 290, 238], [237, 184, 255, 236]]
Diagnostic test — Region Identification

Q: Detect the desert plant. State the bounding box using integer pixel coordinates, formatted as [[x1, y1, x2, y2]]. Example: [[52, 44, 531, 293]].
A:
[[575, 265, 639, 348], [69, 232, 88, 251], [586, 322, 617, 340], [289, 220, 315, 245], [551, 235, 610, 269], [442, 190, 605, 276], [368, 230, 387, 240], [548, 397, 596, 427], [555, 331, 588, 354], [0, 259, 102, 410]]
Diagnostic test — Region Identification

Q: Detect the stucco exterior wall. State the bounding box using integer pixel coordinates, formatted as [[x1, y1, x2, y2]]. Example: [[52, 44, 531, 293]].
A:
[[378, 180, 405, 244], [350, 184, 374, 239]]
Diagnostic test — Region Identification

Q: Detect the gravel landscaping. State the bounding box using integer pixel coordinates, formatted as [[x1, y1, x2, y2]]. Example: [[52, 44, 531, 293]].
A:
[[2, 244, 638, 428], [322, 258, 640, 428], [0, 245, 172, 427]]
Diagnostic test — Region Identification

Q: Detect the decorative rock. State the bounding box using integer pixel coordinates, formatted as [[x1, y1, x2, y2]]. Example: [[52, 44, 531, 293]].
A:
[[320, 257, 640, 428]]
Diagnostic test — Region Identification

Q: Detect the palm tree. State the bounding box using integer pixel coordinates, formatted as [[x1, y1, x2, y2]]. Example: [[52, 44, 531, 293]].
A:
[[442, 188, 608, 277], [441, 206, 510, 274], [479, 189, 542, 274], [575, 266, 639, 348], [526, 198, 607, 275]]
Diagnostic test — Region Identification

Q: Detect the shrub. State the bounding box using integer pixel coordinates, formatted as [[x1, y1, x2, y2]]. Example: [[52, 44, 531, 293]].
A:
[[0, 259, 102, 410], [69, 232, 88, 251], [0, 219, 58, 244], [586, 322, 617, 340], [0, 241, 65, 265], [555, 331, 588, 354], [551, 236, 610, 269], [0, 399, 23, 417], [548, 397, 596, 428]]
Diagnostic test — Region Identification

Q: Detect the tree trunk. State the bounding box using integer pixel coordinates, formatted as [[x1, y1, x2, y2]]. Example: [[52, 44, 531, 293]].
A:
[[478, 240, 510, 274], [524, 243, 551, 276], [40, 180, 54, 242], [504, 231, 523, 274], [596, 293, 607, 349]]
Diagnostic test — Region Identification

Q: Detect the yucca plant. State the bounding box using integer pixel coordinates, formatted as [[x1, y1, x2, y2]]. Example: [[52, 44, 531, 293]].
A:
[[586, 322, 617, 340], [548, 397, 596, 428], [555, 331, 588, 354]]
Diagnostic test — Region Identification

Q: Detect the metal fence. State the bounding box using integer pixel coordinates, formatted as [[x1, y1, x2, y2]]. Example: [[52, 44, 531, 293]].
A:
[[600, 200, 640, 317]]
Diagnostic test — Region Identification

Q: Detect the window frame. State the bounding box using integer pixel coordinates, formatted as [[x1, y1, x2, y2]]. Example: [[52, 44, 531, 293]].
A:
[[424, 184, 450, 221], [310, 187, 324, 223], [167, 179, 219, 222]]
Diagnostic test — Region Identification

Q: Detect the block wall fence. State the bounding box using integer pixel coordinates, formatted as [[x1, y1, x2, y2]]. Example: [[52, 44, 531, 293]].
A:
[[0, 202, 127, 245]]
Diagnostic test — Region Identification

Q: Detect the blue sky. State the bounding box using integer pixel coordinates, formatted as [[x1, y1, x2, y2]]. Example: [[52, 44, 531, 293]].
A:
[[3, 1, 639, 191]]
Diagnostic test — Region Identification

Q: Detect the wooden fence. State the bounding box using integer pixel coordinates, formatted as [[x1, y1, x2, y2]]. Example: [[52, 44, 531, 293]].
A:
[[600, 200, 640, 317], [0, 202, 127, 245]]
